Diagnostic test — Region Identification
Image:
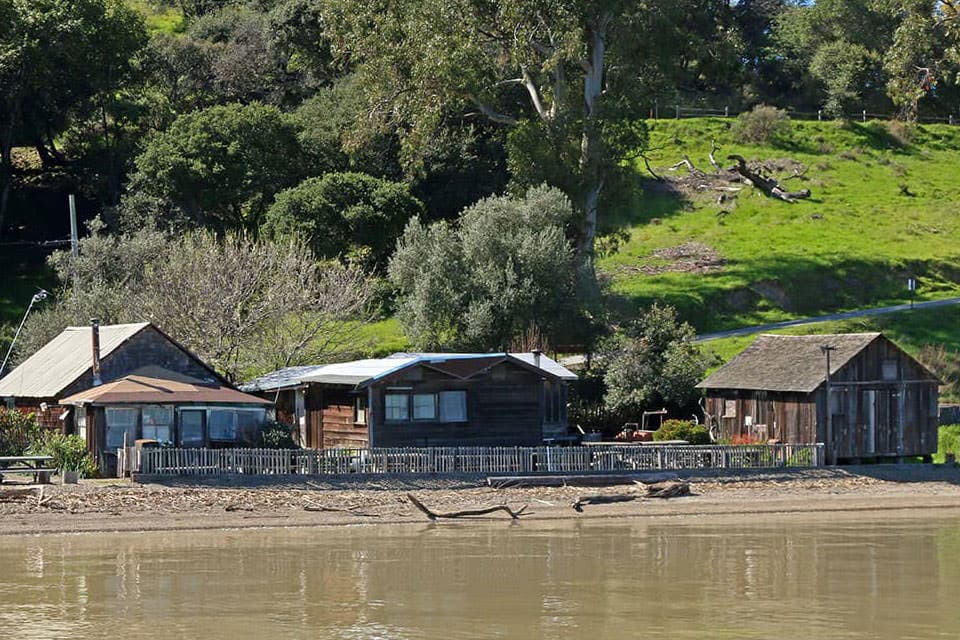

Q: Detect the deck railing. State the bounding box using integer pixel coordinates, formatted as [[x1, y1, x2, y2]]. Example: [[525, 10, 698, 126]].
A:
[[130, 443, 824, 477]]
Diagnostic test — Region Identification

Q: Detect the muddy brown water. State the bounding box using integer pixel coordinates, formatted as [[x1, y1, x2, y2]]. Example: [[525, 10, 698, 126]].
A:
[[2, 514, 960, 639]]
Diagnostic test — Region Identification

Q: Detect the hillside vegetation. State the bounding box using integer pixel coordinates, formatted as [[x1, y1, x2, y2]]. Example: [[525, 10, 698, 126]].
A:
[[600, 118, 960, 335]]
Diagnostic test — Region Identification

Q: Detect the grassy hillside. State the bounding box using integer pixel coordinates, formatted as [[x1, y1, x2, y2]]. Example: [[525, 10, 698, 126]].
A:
[[599, 118, 960, 335]]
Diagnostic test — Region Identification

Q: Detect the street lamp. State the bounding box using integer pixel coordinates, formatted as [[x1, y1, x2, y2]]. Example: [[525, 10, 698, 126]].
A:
[[820, 344, 836, 465], [0, 289, 50, 379]]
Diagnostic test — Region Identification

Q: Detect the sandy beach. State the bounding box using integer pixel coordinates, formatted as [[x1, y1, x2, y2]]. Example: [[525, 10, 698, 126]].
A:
[[3, 465, 960, 536]]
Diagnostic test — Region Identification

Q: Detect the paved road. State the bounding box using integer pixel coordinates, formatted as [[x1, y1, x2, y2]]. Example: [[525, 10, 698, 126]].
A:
[[694, 296, 960, 342]]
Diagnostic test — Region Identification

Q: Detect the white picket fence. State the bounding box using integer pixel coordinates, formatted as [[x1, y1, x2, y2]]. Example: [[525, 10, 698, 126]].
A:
[[128, 443, 824, 477]]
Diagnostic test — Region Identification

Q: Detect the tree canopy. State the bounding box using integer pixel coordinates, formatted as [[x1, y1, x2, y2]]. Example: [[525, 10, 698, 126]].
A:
[[262, 172, 424, 269], [389, 185, 593, 351]]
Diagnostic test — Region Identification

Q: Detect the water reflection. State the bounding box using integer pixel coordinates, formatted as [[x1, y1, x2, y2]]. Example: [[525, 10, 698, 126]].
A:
[[2, 515, 960, 639]]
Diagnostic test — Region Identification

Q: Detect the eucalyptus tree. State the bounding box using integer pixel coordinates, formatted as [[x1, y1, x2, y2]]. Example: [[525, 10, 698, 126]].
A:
[[324, 0, 695, 268]]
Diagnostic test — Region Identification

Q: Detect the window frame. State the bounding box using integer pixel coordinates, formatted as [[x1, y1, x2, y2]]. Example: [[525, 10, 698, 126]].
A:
[[412, 393, 437, 421], [105, 407, 139, 449], [384, 393, 410, 422], [438, 390, 468, 423]]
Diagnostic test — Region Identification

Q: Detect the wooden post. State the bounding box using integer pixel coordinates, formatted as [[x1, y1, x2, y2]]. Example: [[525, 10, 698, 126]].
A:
[[821, 345, 836, 465]]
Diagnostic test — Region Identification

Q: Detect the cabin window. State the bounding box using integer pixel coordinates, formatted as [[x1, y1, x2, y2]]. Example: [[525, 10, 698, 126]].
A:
[[354, 396, 368, 423], [208, 410, 238, 441], [76, 410, 87, 441], [439, 391, 467, 422], [882, 359, 898, 381], [385, 394, 409, 421], [413, 394, 437, 420], [180, 410, 204, 447], [105, 408, 138, 448], [141, 405, 173, 443], [723, 400, 737, 418]]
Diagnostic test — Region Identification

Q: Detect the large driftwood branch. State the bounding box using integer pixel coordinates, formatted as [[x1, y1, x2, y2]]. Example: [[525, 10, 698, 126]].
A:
[[407, 493, 528, 521], [728, 154, 810, 202], [572, 494, 637, 512], [571, 481, 691, 511]]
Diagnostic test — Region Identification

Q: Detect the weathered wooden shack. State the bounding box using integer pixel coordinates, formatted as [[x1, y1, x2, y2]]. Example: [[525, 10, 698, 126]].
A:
[[243, 352, 577, 448], [696, 333, 940, 463], [0, 321, 270, 473]]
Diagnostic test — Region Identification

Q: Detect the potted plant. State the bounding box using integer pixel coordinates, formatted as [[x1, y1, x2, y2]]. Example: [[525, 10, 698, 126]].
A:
[[33, 433, 97, 483]]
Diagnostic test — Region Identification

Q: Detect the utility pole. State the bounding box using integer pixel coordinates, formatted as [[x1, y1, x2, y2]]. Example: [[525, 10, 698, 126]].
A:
[[68, 194, 79, 258], [820, 344, 836, 465]]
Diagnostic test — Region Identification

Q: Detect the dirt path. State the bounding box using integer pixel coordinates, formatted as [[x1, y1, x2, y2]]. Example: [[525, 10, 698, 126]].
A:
[[3, 465, 960, 536]]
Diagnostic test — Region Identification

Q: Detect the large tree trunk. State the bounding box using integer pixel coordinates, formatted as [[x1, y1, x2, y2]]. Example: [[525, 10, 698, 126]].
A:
[[577, 14, 609, 262]]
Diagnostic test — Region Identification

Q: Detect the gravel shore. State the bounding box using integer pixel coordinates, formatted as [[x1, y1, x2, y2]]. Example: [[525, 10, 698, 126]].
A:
[[3, 464, 960, 536]]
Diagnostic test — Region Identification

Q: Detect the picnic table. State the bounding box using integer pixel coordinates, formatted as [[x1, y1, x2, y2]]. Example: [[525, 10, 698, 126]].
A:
[[0, 456, 56, 484]]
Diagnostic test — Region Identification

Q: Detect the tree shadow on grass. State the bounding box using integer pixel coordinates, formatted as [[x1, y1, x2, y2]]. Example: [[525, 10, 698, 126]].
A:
[[604, 253, 960, 334]]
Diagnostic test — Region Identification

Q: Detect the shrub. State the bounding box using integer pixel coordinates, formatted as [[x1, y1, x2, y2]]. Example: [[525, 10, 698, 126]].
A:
[[938, 424, 960, 461], [732, 105, 791, 144], [0, 409, 43, 456], [653, 419, 711, 444], [33, 432, 98, 477], [259, 421, 298, 449]]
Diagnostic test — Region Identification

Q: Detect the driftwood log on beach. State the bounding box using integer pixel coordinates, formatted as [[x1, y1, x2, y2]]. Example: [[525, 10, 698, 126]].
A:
[[487, 473, 680, 489], [572, 481, 691, 512], [407, 493, 527, 521]]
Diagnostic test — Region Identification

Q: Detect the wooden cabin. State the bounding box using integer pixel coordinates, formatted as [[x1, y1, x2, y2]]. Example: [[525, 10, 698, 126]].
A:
[[0, 321, 270, 474], [60, 367, 271, 475], [243, 352, 578, 449], [696, 333, 940, 464]]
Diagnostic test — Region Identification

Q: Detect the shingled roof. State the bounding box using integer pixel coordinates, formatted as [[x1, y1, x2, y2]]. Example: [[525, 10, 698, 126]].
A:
[[696, 333, 885, 393]]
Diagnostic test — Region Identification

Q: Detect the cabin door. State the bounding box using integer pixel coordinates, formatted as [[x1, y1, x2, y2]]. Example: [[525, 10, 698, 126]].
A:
[[295, 389, 307, 447]]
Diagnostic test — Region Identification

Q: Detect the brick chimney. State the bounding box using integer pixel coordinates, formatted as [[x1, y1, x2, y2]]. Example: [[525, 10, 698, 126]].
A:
[[91, 319, 102, 386]]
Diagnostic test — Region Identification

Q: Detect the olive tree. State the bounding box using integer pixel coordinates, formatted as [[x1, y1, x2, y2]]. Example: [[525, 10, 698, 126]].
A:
[[389, 185, 592, 350]]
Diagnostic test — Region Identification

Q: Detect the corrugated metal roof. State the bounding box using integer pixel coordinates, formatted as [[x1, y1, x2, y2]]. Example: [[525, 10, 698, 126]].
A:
[[0, 323, 151, 399], [61, 368, 271, 406], [242, 351, 577, 392], [395, 352, 578, 380], [238, 365, 327, 392], [696, 333, 883, 393]]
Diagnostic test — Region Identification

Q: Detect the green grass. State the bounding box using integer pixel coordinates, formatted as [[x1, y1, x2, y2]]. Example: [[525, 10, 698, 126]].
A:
[[125, 0, 185, 35], [350, 318, 411, 357], [600, 118, 960, 334]]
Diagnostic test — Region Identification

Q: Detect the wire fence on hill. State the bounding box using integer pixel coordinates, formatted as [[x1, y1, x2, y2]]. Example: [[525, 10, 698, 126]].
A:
[[657, 104, 960, 125]]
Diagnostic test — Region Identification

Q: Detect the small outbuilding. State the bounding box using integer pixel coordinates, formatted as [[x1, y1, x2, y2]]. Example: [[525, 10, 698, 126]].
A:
[[243, 352, 577, 449], [696, 333, 940, 463]]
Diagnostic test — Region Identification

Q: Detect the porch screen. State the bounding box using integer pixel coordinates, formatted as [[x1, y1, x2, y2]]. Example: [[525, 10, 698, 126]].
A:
[[208, 410, 238, 441], [142, 406, 173, 443], [105, 408, 138, 448], [439, 391, 467, 422]]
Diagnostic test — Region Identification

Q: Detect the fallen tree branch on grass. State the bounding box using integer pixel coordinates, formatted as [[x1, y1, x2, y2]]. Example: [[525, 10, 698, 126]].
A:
[[728, 155, 810, 203], [407, 493, 527, 521]]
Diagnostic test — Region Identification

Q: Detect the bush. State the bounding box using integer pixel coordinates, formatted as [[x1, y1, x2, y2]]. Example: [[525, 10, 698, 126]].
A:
[[938, 424, 960, 462], [33, 432, 98, 477], [732, 105, 791, 144], [0, 409, 43, 456], [653, 419, 711, 445], [259, 421, 298, 449]]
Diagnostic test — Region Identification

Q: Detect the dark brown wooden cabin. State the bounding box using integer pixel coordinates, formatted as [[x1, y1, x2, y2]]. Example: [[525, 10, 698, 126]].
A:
[[0, 321, 244, 473], [696, 333, 941, 464], [243, 353, 577, 449]]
